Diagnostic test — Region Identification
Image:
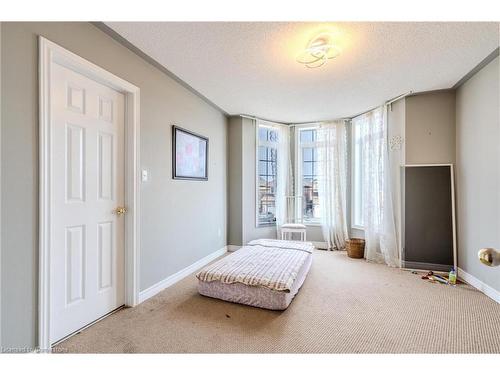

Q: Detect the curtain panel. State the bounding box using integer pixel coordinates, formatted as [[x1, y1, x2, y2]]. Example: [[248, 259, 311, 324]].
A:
[[353, 106, 399, 267], [317, 120, 348, 250], [275, 124, 292, 237]]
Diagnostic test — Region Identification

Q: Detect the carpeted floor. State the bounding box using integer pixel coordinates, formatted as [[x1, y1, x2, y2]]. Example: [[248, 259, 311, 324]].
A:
[[56, 250, 500, 353]]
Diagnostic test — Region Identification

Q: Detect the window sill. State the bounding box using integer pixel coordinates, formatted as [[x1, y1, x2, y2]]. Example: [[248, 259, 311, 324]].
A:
[[303, 222, 322, 227], [258, 222, 321, 228], [351, 225, 365, 231], [257, 223, 276, 228]]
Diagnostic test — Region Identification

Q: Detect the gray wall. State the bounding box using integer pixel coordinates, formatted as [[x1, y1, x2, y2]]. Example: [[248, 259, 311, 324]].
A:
[[227, 116, 243, 245], [1, 22, 227, 348], [405, 90, 456, 164], [456, 56, 499, 292], [0, 22, 3, 348]]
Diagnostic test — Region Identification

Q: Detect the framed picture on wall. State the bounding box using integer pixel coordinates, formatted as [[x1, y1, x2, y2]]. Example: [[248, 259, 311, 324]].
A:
[[172, 125, 209, 180]]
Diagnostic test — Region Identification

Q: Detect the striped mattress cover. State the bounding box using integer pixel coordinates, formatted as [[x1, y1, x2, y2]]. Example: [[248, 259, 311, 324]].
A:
[[196, 239, 314, 293]]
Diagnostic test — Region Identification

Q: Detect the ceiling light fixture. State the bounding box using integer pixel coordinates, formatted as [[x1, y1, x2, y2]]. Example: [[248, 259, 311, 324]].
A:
[[296, 33, 340, 68]]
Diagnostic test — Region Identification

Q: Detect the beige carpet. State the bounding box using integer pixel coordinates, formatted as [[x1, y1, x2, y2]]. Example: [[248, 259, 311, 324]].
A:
[[56, 250, 500, 353]]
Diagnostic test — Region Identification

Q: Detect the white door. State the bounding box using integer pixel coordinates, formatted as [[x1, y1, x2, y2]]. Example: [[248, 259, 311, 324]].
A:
[[50, 61, 125, 344]]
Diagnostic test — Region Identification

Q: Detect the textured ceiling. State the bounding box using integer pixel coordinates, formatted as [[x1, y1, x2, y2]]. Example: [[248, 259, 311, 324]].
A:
[[106, 22, 499, 123]]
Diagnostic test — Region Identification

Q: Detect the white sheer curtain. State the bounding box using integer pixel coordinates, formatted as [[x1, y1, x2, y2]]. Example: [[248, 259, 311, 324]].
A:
[[317, 120, 348, 250], [354, 106, 399, 267], [275, 124, 291, 237]]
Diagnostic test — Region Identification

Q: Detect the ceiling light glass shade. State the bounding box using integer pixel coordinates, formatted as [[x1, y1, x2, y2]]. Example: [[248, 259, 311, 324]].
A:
[[296, 33, 341, 68]]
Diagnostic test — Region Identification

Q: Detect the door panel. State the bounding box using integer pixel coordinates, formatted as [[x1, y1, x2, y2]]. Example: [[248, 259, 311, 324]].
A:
[[98, 221, 114, 291], [98, 132, 114, 200], [50, 62, 125, 344], [65, 225, 85, 304], [66, 124, 86, 202]]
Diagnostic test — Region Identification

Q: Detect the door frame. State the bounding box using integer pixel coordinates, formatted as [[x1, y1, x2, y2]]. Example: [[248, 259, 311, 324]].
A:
[[38, 36, 141, 350]]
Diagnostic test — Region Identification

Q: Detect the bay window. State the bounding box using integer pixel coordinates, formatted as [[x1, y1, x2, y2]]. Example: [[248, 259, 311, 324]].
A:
[[257, 124, 278, 226], [296, 127, 321, 223]]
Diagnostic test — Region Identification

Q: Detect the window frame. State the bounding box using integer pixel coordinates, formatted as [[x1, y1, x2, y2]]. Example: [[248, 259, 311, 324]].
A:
[[294, 124, 322, 226], [255, 121, 280, 227]]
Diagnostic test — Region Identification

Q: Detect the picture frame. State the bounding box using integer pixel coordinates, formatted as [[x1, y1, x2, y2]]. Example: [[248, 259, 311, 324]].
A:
[[172, 125, 209, 180]]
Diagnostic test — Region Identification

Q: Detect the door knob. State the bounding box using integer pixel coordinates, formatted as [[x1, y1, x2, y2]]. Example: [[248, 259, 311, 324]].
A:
[[114, 206, 127, 216], [478, 248, 500, 267]]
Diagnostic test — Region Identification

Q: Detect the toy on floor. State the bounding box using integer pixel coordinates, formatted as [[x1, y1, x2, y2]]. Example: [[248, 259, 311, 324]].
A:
[[448, 268, 457, 285], [418, 270, 460, 285]]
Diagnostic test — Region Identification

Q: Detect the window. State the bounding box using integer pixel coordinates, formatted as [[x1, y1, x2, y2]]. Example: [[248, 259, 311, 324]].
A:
[[297, 128, 321, 223], [352, 109, 387, 230], [257, 124, 278, 226], [352, 121, 364, 228]]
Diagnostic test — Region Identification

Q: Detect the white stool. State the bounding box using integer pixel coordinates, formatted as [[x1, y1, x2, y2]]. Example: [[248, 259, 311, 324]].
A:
[[281, 223, 307, 241]]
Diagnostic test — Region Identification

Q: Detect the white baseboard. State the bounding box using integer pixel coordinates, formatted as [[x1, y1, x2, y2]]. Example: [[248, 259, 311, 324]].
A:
[[227, 245, 241, 252], [312, 241, 328, 250], [458, 267, 500, 304], [138, 246, 227, 304]]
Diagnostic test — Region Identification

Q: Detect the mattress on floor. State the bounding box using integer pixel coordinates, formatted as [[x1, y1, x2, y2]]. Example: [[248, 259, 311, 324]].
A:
[[196, 239, 314, 310]]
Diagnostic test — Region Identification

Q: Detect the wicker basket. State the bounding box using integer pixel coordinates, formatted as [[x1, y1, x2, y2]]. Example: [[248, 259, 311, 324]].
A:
[[346, 238, 365, 259]]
